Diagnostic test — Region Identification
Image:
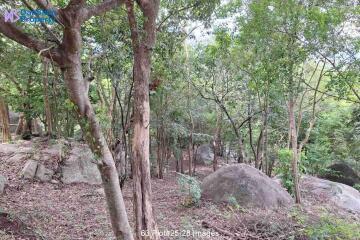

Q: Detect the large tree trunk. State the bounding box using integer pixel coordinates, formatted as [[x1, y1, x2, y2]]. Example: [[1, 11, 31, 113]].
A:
[[126, 1, 160, 238], [131, 44, 159, 240], [0, 97, 11, 142], [288, 99, 301, 204]]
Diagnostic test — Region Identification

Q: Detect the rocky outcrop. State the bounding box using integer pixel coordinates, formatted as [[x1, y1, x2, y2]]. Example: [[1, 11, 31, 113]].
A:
[[201, 164, 293, 208], [195, 144, 214, 165], [0, 175, 7, 194], [320, 163, 360, 187], [60, 145, 101, 185], [20, 160, 54, 182], [301, 175, 360, 213]]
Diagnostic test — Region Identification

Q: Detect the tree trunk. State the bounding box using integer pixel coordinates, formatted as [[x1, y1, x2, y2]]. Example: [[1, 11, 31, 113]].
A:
[[15, 113, 25, 136], [0, 97, 11, 142], [126, 0, 159, 237], [288, 99, 301, 204], [43, 59, 53, 136], [61, 19, 133, 239], [213, 106, 222, 171], [131, 44, 159, 239], [114, 139, 126, 189]]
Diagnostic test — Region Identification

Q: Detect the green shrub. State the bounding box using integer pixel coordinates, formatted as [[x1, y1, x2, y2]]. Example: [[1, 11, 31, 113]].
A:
[[177, 173, 202, 207], [354, 184, 360, 192], [275, 148, 307, 195], [304, 215, 360, 240]]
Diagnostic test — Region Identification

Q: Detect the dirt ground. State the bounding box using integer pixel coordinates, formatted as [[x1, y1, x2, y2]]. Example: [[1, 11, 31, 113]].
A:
[[0, 140, 359, 240]]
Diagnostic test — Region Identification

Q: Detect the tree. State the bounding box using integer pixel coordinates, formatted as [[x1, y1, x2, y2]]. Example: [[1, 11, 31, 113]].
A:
[[0, 1, 133, 239]]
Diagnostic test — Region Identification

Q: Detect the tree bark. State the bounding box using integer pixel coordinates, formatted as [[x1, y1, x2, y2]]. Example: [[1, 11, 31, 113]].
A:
[[0, 2, 133, 238], [43, 59, 53, 136], [288, 99, 301, 204], [0, 97, 11, 142], [213, 106, 222, 171], [126, 0, 160, 238]]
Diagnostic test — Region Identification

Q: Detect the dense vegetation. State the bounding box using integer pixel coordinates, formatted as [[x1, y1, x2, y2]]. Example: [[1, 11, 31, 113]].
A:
[[0, 0, 359, 239]]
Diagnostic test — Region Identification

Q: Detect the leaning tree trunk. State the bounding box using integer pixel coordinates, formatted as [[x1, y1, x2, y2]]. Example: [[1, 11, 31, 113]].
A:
[[0, 97, 11, 142], [60, 21, 133, 240], [288, 99, 301, 204]]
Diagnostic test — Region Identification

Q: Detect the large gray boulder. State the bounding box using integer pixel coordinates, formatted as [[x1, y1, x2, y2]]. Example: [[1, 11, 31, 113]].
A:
[[319, 163, 360, 187], [0, 175, 7, 194], [61, 146, 101, 185], [201, 164, 293, 208], [195, 144, 214, 165], [301, 175, 360, 213]]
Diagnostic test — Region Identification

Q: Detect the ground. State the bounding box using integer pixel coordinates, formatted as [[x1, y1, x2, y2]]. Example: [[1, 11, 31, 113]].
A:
[[0, 139, 359, 240]]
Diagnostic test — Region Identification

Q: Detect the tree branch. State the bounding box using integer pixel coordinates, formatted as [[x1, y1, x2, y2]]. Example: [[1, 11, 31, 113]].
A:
[[85, 0, 124, 20], [32, 0, 63, 26], [0, 18, 61, 62]]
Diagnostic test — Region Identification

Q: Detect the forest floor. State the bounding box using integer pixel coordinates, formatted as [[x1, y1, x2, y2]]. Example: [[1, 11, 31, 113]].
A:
[[0, 139, 359, 240]]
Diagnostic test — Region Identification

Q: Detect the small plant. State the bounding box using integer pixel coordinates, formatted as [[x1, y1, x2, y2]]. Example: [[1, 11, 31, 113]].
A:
[[227, 195, 240, 209], [275, 148, 307, 195], [304, 215, 360, 240], [177, 173, 202, 207], [354, 184, 360, 192]]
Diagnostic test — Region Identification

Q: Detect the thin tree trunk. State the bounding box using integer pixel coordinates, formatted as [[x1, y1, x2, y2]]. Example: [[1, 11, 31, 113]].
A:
[[288, 99, 301, 204], [0, 97, 11, 142], [213, 106, 222, 171], [43, 59, 53, 136], [15, 113, 25, 136]]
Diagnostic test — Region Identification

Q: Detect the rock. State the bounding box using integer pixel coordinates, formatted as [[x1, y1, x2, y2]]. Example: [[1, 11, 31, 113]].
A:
[[201, 164, 293, 208], [50, 179, 59, 184], [35, 164, 54, 182], [61, 146, 101, 185], [95, 188, 105, 196], [195, 144, 214, 165], [301, 175, 360, 213], [5, 153, 29, 163], [320, 163, 360, 187], [21, 160, 38, 179], [0, 175, 8, 194]]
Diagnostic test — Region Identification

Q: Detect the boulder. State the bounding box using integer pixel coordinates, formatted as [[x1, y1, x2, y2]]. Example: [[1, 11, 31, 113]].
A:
[[301, 175, 360, 213], [21, 160, 38, 179], [20, 160, 54, 182], [35, 164, 54, 182], [320, 163, 360, 187], [201, 164, 293, 208], [195, 144, 214, 165], [61, 146, 101, 185], [0, 175, 7, 194]]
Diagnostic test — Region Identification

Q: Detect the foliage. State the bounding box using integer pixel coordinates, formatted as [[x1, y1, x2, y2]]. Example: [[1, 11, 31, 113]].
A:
[[275, 149, 307, 194], [177, 173, 202, 207], [304, 215, 360, 240]]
